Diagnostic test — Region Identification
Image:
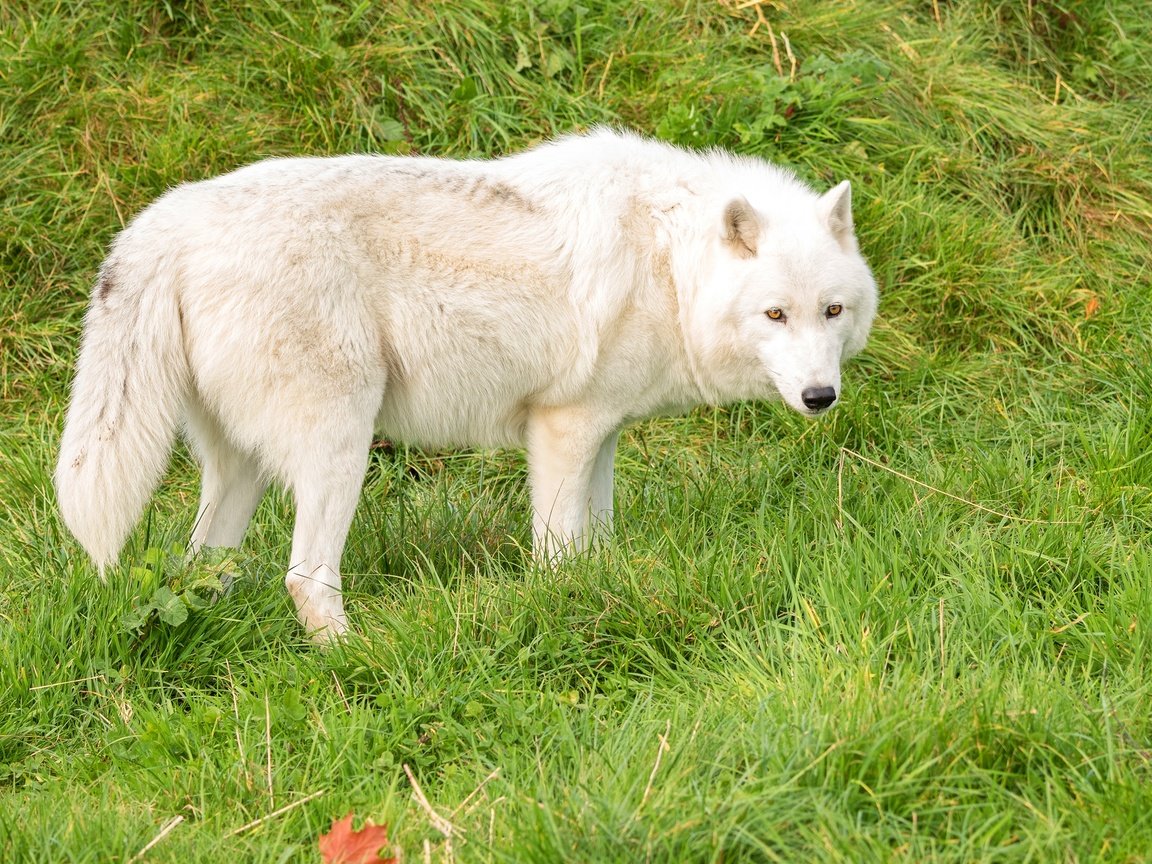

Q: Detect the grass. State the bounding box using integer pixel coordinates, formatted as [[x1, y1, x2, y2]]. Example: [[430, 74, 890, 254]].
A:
[[2, 0, 1151, 860]]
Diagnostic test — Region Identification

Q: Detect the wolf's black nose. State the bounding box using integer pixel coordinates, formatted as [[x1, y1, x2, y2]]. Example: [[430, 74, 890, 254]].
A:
[[801, 386, 837, 410]]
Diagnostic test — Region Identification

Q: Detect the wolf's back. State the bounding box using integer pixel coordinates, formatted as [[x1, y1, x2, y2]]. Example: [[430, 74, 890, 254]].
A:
[[55, 243, 189, 572]]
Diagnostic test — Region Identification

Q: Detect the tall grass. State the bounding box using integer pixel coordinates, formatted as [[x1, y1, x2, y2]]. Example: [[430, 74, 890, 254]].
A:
[[2, 1, 1151, 861]]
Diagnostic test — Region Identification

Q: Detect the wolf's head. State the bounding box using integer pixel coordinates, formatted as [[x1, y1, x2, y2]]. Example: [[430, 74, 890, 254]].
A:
[[685, 178, 878, 417]]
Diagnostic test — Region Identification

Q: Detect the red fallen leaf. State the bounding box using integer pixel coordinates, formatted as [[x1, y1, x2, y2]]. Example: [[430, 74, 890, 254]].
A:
[[1085, 294, 1100, 318], [318, 813, 396, 864]]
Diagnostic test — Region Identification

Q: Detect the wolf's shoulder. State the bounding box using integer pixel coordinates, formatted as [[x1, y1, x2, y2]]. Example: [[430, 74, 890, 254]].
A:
[[510, 128, 806, 197]]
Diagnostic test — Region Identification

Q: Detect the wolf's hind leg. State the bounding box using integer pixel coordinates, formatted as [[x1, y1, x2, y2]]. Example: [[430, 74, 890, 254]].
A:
[[282, 411, 375, 643], [186, 401, 268, 555]]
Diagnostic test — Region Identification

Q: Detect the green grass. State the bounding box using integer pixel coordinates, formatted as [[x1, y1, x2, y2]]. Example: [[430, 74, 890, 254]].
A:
[[2, 0, 1152, 861]]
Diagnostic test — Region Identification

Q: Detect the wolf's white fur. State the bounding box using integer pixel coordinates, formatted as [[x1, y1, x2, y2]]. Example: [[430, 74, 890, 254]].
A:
[[56, 129, 877, 639]]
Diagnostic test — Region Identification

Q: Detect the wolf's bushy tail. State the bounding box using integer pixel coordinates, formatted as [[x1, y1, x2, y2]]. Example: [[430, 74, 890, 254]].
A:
[[55, 252, 189, 573]]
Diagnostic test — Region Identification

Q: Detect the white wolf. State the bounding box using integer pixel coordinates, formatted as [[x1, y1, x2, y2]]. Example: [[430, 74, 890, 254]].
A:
[[56, 129, 877, 640]]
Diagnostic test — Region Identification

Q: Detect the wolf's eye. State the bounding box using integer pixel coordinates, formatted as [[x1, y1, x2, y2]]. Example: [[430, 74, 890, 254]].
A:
[[766, 308, 785, 321], [825, 304, 843, 318]]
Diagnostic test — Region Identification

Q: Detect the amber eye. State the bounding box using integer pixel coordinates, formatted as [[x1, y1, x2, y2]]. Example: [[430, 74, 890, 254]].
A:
[[766, 307, 785, 321], [826, 304, 843, 318]]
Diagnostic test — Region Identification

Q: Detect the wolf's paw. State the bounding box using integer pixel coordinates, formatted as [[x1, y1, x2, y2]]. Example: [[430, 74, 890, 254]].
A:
[[285, 573, 349, 646], [307, 616, 350, 647], [297, 603, 349, 646]]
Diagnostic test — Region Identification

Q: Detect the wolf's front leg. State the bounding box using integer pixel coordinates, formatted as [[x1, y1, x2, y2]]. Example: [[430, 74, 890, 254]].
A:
[[526, 408, 619, 561], [588, 430, 619, 542]]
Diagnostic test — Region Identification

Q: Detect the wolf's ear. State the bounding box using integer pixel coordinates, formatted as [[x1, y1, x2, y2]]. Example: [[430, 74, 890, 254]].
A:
[[722, 197, 759, 259], [818, 180, 854, 243]]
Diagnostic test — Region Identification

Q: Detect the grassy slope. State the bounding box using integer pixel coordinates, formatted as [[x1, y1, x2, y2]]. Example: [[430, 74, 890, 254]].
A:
[[2, 1, 1151, 861]]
